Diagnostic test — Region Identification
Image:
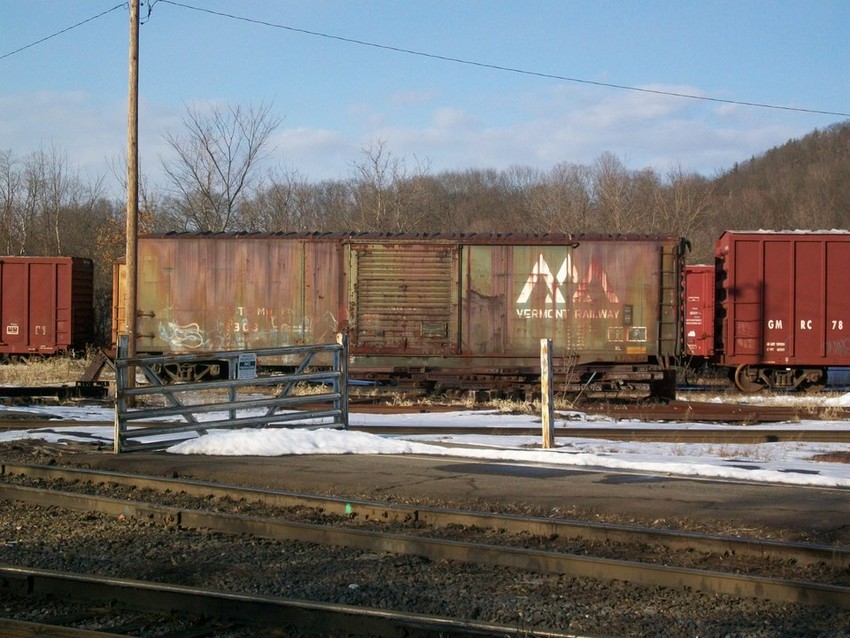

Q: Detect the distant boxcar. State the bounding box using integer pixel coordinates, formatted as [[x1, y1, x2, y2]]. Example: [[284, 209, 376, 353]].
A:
[[686, 230, 850, 392], [683, 264, 715, 359], [114, 233, 685, 398], [0, 256, 94, 357]]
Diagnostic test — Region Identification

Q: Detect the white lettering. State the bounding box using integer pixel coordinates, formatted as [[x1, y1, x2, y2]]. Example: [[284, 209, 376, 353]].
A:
[[800, 319, 813, 330], [767, 319, 783, 330], [515, 308, 570, 319], [574, 309, 621, 320], [517, 307, 624, 320]]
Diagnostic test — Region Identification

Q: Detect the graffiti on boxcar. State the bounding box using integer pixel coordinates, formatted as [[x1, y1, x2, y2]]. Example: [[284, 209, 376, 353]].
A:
[[827, 338, 850, 356], [159, 321, 205, 349], [227, 307, 310, 339], [185, 306, 340, 349]]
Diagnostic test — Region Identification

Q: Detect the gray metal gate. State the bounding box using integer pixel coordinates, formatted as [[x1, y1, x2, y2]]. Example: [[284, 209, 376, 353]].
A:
[[113, 335, 349, 453]]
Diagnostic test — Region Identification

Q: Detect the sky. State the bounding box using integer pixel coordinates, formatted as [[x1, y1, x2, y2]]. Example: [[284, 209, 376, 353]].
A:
[[1, 1, 849, 198], [3, 391, 850, 489]]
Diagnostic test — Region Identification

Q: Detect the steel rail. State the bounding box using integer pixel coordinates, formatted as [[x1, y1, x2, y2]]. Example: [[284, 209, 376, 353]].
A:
[[0, 618, 128, 637], [0, 565, 580, 638], [351, 425, 850, 443], [3, 463, 848, 570], [3, 418, 850, 443], [1, 481, 849, 608]]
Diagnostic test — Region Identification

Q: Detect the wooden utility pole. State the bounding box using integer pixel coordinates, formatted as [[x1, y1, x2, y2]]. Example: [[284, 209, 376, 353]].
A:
[[126, 0, 139, 358]]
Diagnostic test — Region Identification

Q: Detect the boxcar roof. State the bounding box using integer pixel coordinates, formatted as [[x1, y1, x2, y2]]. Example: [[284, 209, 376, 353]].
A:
[[721, 229, 850, 236], [141, 231, 682, 244]]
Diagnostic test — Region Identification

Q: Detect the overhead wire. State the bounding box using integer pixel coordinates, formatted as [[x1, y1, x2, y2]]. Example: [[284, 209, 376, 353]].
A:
[[0, 3, 126, 62], [158, 0, 849, 119], [2, 0, 847, 119]]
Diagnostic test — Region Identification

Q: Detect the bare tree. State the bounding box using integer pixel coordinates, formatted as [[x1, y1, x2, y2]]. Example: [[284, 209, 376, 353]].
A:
[[0, 150, 22, 254], [654, 165, 715, 254], [532, 162, 594, 233], [591, 152, 641, 233], [161, 102, 281, 232], [348, 139, 431, 232], [4, 146, 101, 255], [310, 180, 355, 231], [241, 166, 323, 232]]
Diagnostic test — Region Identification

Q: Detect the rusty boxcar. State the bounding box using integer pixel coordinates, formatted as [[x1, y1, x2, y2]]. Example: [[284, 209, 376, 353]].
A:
[[0, 256, 94, 357], [691, 230, 850, 392], [115, 232, 685, 398]]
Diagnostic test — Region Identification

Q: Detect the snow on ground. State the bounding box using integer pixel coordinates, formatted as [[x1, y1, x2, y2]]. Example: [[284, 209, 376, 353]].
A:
[[2, 394, 850, 489]]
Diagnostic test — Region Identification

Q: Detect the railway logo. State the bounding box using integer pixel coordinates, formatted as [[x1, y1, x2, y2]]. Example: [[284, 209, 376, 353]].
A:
[[515, 254, 620, 319], [516, 254, 577, 305]]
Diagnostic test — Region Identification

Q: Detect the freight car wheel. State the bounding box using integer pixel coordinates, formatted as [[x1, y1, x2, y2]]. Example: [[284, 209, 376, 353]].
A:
[[733, 364, 764, 393]]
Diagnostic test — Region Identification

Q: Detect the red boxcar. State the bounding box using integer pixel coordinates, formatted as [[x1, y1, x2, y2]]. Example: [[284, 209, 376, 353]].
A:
[[715, 230, 850, 391], [0, 256, 94, 356], [683, 265, 715, 358]]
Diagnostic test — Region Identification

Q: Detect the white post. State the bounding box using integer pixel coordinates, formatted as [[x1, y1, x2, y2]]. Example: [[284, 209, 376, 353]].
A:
[[540, 338, 555, 449]]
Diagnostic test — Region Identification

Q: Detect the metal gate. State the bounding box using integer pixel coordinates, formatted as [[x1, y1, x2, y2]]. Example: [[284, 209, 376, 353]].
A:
[[113, 335, 348, 453]]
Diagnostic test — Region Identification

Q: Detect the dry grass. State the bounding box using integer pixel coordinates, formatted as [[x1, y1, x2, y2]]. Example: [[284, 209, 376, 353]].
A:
[[0, 356, 90, 386], [811, 451, 850, 464]]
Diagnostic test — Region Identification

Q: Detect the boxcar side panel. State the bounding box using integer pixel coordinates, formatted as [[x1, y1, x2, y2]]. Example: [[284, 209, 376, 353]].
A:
[[0, 257, 92, 355], [717, 231, 850, 367], [762, 240, 793, 361], [0, 260, 30, 352], [463, 239, 674, 363], [33, 261, 61, 352], [724, 238, 763, 360], [132, 236, 342, 353], [793, 241, 823, 360], [826, 241, 850, 358]]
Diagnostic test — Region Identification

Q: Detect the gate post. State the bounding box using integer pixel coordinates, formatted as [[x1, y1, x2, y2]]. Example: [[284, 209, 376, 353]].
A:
[[540, 338, 555, 449], [335, 333, 349, 429], [114, 335, 129, 453]]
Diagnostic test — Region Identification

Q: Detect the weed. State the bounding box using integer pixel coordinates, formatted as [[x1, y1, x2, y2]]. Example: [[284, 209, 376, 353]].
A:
[[0, 356, 89, 386]]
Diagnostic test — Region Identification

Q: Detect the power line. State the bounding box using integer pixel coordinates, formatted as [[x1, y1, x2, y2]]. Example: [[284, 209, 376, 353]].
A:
[[0, 3, 126, 62], [159, 0, 849, 119], [3, 1, 847, 120]]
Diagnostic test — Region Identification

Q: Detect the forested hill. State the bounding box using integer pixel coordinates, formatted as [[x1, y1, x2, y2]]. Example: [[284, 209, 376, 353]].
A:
[[709, 121, 850, 236]]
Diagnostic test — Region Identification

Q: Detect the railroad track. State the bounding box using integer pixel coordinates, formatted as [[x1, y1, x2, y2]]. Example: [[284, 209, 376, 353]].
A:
[[581, 398, 850, 422], [3, 393, 850, 446], [1, 463, 848, 608], [264, 396, 850, 423], [3, 419, 850, 445], [352, 426, 850, 443], [1, 565, 579, 638]]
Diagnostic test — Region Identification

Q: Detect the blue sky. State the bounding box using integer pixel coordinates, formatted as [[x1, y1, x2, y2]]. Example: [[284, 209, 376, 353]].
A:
[[1, 1, 848, 195]]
